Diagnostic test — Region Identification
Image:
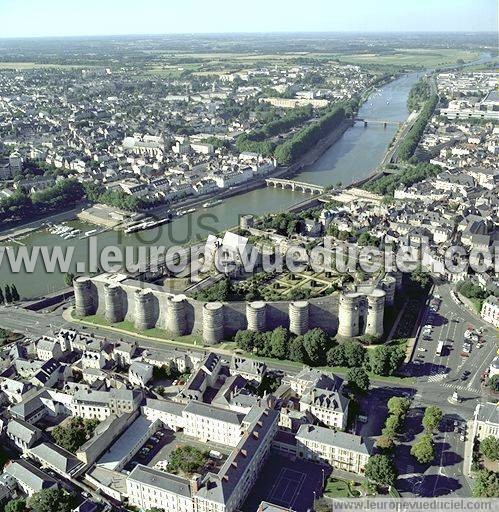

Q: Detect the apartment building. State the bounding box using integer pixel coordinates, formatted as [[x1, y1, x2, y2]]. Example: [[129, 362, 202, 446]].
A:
[[296, 425, 373, 474], [183, 401, 244, 447], [70, 388, 143, 420], [471, 402, 499, 442], [126, 465, 193, 512], [481, 296, 499, 328], [125, 408, 279, 512]]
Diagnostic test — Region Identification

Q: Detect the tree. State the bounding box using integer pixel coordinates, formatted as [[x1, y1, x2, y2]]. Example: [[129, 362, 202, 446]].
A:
[[472, 469, 499, 497], [5, 499, 26, 512], [234, 330, 256, 352], [480, 436, 499, 461], [29, 489, 74, 512], [375, 435, 395, 451], [288, 336, 306, 363], [347, 367, 370, 394], [382, 415, 402, 438], [488, 375, 499, 392], [10, 284, 19, 302], [369, 345, 405, 376], [410, 267, 432, 290], [327, 344, 346, 366], [387, 397, 411, 416], [64, 272, 75, 287], [52, 416, 99, 453], [411, 434, 435, 464], [167, 446, 208, 475], [302, 328, 330, 366], [365, 454, 397, 487], [343, 341, 366, 367], [269, 327, 289, 360], [422, 406, 442, 433], [4, 284, 12, 304]]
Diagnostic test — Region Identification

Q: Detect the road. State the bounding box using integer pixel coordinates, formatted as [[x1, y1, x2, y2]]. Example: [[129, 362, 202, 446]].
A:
[[0, 297, 491, 499], [409, 282, 497, 397]]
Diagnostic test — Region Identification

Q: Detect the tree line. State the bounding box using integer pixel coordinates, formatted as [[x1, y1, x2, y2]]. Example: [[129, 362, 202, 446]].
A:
[[234, 326, 405, 377], [0, 179, 85, 223], [274, 104, 346, 165], [398, 93, 439, 162], [363, 162, 441, 197]]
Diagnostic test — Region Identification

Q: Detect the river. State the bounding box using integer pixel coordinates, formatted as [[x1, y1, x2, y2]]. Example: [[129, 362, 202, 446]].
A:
[[2, 72, 421, 298]]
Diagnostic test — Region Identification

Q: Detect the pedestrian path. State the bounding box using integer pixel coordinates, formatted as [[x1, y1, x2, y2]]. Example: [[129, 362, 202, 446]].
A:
[[440, 382, 481, 393]]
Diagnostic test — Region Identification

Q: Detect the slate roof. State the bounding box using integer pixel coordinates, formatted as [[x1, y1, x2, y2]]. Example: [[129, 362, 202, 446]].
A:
[[127, 464, 191, 497], [296, 424, 374, 455]]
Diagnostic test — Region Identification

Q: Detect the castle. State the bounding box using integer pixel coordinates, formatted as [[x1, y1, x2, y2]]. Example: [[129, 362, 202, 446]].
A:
[[73, 270, 403, 343]]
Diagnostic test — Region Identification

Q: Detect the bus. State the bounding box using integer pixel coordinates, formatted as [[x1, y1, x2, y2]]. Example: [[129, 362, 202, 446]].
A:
[[436, 340, 445, 356]]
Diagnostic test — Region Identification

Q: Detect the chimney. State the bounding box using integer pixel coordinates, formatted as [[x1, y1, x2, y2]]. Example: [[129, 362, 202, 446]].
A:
[[241, 449, 247, 457], [190, 474, 201, 493], [253, 431, 259, 439]]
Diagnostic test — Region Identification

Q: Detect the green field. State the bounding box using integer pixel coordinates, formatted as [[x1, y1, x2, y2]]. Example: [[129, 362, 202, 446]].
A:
[[337, 48, 481, 68], [0, 62, 93, 70]]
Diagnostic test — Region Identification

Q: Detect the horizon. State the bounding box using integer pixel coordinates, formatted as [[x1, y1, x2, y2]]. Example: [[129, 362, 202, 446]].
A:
[[1, 0, 497, 38], [0, 29, 497, 41]]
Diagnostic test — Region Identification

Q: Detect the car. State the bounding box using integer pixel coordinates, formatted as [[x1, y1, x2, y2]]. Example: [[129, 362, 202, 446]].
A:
[[460, 434, 466, 442], [150, 436, 159, 443], [418, 348, 426, 352]]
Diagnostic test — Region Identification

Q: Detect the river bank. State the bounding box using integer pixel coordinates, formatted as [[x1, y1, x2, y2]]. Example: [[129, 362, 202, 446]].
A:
[[1, 72, 420, 297]]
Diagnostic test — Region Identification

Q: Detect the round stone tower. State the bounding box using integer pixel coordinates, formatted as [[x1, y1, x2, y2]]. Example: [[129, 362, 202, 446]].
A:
[[134, 289, 155, 331], [239, 214, 254, 230], [338, 292, 360, 338], [382, 274, 397, 307], [203, 302, 224, 345], [365, 289, 386, 338], [246, 301, 267, 332], [289, 301, 309, 336], [166, 294, 187, 336], [104, 283, 124, 323], [74, 277, 95, 317]]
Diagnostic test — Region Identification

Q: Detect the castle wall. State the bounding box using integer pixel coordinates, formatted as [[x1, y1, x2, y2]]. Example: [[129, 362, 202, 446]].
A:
[[79, 274, 340, 343]]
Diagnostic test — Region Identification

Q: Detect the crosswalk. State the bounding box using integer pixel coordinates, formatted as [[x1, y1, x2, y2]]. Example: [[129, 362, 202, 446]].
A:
[[427, 373, 446, 382], [426, 371, 481, 392], [440, 382, 481, 393]]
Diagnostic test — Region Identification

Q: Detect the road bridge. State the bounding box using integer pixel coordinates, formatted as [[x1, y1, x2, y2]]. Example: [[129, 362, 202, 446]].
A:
[[265, 178, 325, 195], [355, 118, 402, 127]]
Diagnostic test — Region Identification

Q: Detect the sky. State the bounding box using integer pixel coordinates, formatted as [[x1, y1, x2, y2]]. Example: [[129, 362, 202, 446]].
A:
[[0, 0, 497, 38]]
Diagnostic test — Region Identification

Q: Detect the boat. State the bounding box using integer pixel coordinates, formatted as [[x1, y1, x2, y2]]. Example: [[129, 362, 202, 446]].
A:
[[202, 199, 223, 208], [185, 208, 196, 214]]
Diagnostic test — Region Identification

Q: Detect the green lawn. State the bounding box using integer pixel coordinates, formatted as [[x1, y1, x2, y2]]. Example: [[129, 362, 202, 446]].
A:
[[72, 312, 201, 346], [325, 478, 362, 498]]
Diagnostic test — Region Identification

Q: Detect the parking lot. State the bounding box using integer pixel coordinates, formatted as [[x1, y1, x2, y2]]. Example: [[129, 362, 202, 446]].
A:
[[409, 284, 497, 395]]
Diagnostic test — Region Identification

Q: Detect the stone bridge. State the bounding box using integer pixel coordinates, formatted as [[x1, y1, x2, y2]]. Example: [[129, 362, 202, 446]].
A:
[[265, 178, 325, 194]]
